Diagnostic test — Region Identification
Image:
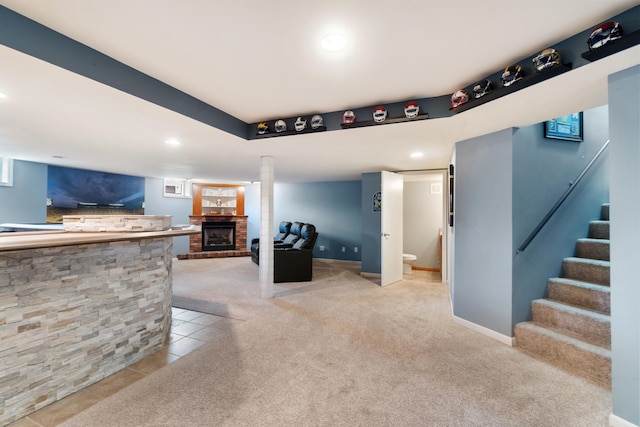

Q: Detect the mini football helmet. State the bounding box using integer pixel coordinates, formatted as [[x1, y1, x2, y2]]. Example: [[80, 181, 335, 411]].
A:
[[404, 101, 419, 118], [342, 110, 356, 124], [310, 114, 323, 129], [294, 117, 307, 131], [450, 90, 469, 108], [501, 65, 524, 87], [274, 119, 287, 132], [533, 48, 561, 71], [472, 79, 492, 99], [588, 21, 623, 50], [257, 122, 269, 135], [373, 106, 387, 122]]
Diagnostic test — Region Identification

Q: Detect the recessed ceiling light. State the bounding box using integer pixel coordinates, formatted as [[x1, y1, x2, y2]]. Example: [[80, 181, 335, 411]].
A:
[[165, 139, 180, 146], [410, 152, 424, 158], [321, 34, 347, 51], [52, 155, 65, 159]]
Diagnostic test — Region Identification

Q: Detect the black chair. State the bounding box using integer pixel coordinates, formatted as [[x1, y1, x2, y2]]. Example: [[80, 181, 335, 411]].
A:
[[274, 221, 292, 242], [250, 222, 319, 282], [274, 221, 304, 248], [251, 221, 291, 264], [274, 223, 318, 283]]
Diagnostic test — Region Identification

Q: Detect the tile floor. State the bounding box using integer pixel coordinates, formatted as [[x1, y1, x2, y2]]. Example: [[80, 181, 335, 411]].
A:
[[7, 307, 238, 427]]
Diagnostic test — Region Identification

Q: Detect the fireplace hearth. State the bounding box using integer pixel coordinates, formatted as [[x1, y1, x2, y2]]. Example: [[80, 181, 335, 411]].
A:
[[202, 222, 235, 251]]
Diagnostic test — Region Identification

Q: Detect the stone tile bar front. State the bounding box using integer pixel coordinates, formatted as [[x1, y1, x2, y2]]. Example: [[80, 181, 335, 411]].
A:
[[0, 227, 197, 426]]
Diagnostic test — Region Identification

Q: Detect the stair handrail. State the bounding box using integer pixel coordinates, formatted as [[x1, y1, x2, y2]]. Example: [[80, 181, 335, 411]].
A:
[[516, 139, 610, 254]]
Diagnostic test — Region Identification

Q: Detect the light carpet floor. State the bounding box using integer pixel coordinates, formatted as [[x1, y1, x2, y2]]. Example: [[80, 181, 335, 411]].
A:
[[60, 257, 611, 427]]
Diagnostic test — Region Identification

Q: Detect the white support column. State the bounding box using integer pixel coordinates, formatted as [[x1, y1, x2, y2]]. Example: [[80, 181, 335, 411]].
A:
[[259, 156, 275, 299]]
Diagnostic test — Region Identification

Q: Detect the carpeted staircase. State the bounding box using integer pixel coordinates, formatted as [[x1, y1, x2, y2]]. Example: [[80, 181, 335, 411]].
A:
[[515, 203, 611, 388]]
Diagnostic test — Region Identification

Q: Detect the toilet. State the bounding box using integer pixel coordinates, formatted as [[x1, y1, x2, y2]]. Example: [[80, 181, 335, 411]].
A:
[[402, 253, 417, 274]]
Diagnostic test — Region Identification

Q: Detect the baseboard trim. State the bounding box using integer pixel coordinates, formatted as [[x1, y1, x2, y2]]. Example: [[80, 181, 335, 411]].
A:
[[315, 258, 361, 267], [412, 266, 441, 272], [452, 315, 515, 347], [610, 414, 639, 427], [360, 272, 381, 279]]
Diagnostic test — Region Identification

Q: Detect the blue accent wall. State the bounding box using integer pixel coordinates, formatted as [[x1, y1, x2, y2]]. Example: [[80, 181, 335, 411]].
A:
[[0, 160, 47, 224], [361, 172, 381, 274], [609, 65, 640, 426], [245, 181, 362, 261], [511, 106, 609, 327], [453, 129, 514, 336], [453, 105, 610, 337], [143, 177, 193, 257]]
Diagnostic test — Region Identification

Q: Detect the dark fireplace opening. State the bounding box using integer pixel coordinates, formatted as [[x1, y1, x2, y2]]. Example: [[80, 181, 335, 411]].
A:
[[202, 222, 236, 251]]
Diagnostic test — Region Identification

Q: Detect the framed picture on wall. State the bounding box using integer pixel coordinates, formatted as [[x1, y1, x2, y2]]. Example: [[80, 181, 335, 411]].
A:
[[544, 112, 583, 142], [372, 191, 381, 212]]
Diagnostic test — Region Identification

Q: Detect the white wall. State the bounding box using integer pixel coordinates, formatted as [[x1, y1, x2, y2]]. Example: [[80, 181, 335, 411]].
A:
[[403, 175, 444, 269]]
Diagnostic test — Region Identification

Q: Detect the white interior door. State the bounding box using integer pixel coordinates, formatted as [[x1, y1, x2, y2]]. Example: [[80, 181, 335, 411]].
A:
[[381, 171, 403, 287]]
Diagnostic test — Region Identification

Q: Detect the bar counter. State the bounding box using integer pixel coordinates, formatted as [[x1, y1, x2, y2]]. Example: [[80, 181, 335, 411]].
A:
[[0, 227, 198, 426], [0, 228, 197, 251]]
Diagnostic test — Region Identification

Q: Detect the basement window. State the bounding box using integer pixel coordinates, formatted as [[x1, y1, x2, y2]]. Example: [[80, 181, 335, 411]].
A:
[[0, 157, 14, 187]]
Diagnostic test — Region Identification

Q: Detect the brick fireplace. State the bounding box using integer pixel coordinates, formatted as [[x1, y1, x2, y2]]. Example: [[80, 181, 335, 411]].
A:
[[177, 215, 251, 259]]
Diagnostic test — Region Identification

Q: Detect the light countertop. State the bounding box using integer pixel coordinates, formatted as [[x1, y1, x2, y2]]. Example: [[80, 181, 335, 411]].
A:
[[0, 227, 199, 252]]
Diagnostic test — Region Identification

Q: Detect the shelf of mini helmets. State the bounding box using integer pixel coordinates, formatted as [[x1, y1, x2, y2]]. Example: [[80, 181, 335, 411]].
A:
[[340, 113, 430, 129], [581, 29, 640, 62], [255, 125, 326, 138], [449, 63, 573, 115]]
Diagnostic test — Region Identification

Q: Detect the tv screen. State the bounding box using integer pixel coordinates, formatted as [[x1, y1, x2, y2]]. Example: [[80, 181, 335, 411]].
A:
[[47, 165, 145, 222]]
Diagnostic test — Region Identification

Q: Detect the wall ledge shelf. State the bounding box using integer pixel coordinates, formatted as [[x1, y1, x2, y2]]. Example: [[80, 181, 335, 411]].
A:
[[253, 126, 326, 139], [451, 63, 573, 114], [340, 113, 430, 129], [581, 30, 640, 62]]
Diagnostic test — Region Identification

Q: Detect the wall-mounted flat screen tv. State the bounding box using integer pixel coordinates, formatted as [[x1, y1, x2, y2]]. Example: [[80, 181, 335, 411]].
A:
[[47, 165, 145, 223]]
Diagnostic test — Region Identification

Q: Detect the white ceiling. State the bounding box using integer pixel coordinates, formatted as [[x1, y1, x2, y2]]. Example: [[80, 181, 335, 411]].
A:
[[0, 1, 638, 183]]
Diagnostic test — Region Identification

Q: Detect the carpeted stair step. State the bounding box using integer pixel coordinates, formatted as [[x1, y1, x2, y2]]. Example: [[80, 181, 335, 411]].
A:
[[575, 238, 610, 261], [561, 257, 610, 286], [547, 278, 610, 314], [514, 321, 611, 388], [600, 203, 609, 221], [531, 299, 610, 348], [588, 220, 609, 239]]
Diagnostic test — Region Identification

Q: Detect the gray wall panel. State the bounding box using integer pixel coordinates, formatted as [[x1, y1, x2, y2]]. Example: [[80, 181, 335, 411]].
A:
[[453, 128, 514, 336], [609, 65, 640, 426], [0, 160, 47, 224]]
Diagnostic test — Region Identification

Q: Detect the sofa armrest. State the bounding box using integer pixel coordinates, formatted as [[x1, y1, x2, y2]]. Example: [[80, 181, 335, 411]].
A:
[[274, 243, 294, 249], [253, 238, 286, 245]]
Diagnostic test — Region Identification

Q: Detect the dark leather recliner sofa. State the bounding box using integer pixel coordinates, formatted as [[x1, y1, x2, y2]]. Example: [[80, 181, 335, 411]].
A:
[[250, 221, 318, 282]]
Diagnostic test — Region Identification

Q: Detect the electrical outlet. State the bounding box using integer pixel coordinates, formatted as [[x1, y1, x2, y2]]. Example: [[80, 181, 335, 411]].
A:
[[319, 246, 325, 251], [354, 247, 358, 253], [342, 247, 346, 252]]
